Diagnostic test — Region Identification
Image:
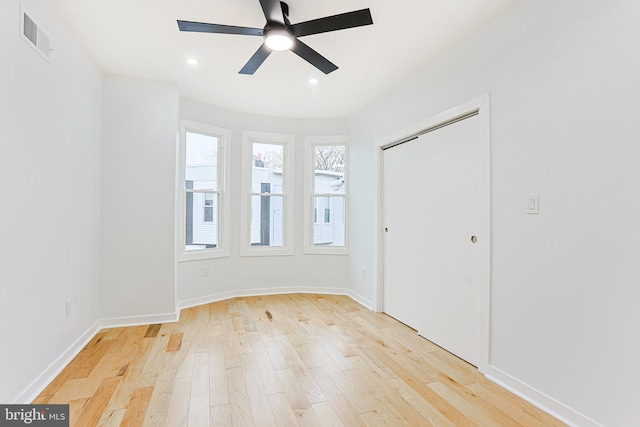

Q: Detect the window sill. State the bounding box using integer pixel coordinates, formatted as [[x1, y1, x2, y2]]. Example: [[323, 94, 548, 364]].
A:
[[178, 248, 230, 262], [240, 246, 294, 257], [303, 246, 348, 256]]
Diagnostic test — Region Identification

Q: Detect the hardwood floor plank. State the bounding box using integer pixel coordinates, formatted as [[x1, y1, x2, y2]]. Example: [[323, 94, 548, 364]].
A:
[[106, 326, 147, 355], [227, 366, 255, 426], [346, 355, 434, 426], [144, 324, 162, 338], [96, 408, 126, 427], [276, 368, 313, 413], [246, 331, 284, 395], [209, 335, 230, 406], [210, 404, 232, 426], [166, 333, 183, 353], [73, 377, 121, 427], [466, 382, 566, 427], [275, 335, 326, 404], [322, 361, 372, 415], [312, 401, 344, 427], [165, 376, 191, 426], [268, 392, 299, 426], [34, 294, 565, 427], [49, 377, 104, 403], [119, 386, 153, 427], [386, 377, 456, 427], [429, 380, 518, 427], [262, 334, 290, 371], [308, 366, 366, 427], [65, 336, 113, 381], [187, 351, 209, 427], [102, 328, 123, 341], [106, 338, 154, 411], [242, 353, 277, 426], [222, 328, 242, 369], [67, 398, 89, 427]]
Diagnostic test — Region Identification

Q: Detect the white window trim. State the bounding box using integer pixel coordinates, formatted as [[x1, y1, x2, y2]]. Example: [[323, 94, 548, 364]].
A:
[[178, 120, 231, 261], [241, 130, 294, 256], [304, 136, 348, 255]]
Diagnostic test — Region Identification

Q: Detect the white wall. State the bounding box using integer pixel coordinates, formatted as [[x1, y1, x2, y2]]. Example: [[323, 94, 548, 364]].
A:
[[348, 0, 640, 425], [0, 0, 102, 402], [100, 76, 178, 319], [177, 99, 355, 305]]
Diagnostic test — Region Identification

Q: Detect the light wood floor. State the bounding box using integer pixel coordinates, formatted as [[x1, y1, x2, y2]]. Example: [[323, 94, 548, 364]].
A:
[[34, 293, 564, 426]]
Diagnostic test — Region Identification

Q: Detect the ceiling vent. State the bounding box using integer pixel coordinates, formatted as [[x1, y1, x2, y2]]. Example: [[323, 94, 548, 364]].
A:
[[20, 7, 51, 62]]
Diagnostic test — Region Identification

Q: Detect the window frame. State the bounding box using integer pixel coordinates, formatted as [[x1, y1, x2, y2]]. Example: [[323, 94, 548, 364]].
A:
[[304, 136, 348, 255], [178, 120, 231, 261], [240, 130, 294, 257]]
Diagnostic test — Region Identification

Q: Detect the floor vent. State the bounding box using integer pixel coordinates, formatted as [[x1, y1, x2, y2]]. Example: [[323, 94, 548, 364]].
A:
[[21, 8, 51, 62]]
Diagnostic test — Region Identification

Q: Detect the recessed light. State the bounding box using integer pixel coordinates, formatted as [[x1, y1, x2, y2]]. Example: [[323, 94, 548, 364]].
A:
[[187, 57, 199, 65], [309, 78, 319, 84]]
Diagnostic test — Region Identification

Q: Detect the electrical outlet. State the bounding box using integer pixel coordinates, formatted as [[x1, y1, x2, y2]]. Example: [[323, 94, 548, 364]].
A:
[[361, 267, 366, 279], [203, 267, 209, 277], [65, 299, 71, 317]]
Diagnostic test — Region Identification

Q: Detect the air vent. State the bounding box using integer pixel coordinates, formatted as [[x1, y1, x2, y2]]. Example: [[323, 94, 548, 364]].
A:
[[20, 8, 51, 62]]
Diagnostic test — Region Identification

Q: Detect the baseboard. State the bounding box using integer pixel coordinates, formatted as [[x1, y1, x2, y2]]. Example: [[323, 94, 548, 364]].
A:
[[14, 288, 374, 404], [343, 289, 375, 310], [13, 321, 102, 404], [178, 286, 375, 311], [98, 311, 179, 329], [485, 365, 603, 427]]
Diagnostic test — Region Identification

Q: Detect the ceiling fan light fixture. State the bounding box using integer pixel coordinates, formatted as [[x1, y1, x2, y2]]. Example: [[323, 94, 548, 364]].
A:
[[264, 28, 293, 51]]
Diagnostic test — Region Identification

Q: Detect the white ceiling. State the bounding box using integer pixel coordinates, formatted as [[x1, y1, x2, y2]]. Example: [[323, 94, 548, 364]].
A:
[[50, 0, 518, 119]]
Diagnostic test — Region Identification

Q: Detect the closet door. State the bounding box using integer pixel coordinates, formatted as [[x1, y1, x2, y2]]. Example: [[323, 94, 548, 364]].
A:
[[383, 114, 482, 366]]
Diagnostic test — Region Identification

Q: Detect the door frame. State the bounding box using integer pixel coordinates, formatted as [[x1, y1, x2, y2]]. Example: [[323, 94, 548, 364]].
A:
[[375, 94, 491, 373]]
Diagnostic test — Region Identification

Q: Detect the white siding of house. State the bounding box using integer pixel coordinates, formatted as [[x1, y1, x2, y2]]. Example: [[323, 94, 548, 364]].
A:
[[186, 164, 218, 247], [313, 172, 345, 246], [250, 168, 283, 245]]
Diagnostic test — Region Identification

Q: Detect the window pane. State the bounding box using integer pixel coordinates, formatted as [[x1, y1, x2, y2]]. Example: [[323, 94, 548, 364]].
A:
[[313, 196, 345, 247], [186, 132, 218, 191], [250, 195, 284, 247], [314, 145, 345, 194], [252, 143, 284, 193], [185, 192, 218, 251]]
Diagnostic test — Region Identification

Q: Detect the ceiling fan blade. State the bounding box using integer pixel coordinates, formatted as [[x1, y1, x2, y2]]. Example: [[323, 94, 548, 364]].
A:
[[259, 0, 285, 25], [239, 43, 272, 75], [177, 20, 263, 36], [290, 39, 338, 74], [292, 9, 373, 37]]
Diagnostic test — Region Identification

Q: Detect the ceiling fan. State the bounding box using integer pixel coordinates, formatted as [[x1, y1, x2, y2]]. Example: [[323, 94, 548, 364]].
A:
[[177, 0, 373, 75]]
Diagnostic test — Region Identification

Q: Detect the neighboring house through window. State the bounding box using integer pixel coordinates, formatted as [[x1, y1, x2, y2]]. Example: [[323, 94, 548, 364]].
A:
[[179, 120, 230, 261], [304, 136, 347, 254], [241, 131, 294, 256]]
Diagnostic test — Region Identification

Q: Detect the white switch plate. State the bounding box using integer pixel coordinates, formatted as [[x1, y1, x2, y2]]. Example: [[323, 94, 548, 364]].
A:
[[527, 193, 539, 214]]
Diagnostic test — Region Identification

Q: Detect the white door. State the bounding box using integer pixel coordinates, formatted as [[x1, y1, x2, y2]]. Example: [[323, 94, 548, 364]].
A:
[[383, 113, 482, 366]]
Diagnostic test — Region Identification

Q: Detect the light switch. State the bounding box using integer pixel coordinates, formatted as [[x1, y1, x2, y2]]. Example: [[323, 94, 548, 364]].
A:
[[527, 193, 539, 214]]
